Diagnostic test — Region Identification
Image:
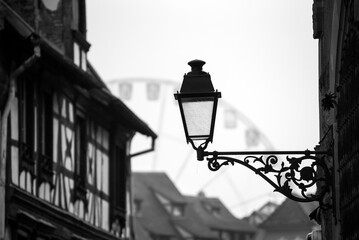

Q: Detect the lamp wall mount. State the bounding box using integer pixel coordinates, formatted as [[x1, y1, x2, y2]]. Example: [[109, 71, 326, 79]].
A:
[[193, 140, 333, 210]]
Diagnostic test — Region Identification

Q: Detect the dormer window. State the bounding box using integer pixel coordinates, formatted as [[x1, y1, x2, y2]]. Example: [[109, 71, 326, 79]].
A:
[[210, 206, 221, 218], [133, 199, 142, 217], [73, 41, 87, 71], [72, 0, 86, 34], [72, 0, 90, 71], [72, 31, 90, 71], [203, 202, 221, 218], [172, 204, 184, 217], [155, 193, 185, 216]]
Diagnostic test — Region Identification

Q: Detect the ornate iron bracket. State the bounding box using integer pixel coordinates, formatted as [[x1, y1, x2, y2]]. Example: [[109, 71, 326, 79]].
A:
[[196, 147, 332, 210]]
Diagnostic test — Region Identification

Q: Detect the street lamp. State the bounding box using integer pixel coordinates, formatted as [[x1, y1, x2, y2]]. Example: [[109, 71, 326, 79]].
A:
[[174, 60, 221, 155], [174, 60, 332, 210]]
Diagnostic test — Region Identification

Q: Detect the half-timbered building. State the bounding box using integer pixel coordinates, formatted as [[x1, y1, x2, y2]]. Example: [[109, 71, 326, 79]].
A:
[[0, 1, 156, 240]]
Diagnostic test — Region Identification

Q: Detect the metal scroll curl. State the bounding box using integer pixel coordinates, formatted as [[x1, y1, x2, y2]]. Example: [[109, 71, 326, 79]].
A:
[[206, 153, 331, 209]]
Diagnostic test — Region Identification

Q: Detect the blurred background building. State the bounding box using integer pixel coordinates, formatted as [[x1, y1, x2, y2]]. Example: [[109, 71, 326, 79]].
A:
[[132, 172, 257, 240]]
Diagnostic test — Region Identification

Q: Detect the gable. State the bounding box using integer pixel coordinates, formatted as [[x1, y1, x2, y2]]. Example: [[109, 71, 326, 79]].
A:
[[260, 199, 316, 231]]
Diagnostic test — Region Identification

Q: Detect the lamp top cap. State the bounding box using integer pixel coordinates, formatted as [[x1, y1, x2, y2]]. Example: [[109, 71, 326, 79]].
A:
[[188, 60, 206, 74], [180, 59, 215, 93]]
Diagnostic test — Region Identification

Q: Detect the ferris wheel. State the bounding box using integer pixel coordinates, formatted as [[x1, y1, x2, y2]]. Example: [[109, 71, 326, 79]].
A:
[[106, 78, 283, 217]]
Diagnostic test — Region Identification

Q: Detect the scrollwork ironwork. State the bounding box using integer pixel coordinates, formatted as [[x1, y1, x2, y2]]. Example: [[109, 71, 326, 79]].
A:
[[205, 151, 331, 209]]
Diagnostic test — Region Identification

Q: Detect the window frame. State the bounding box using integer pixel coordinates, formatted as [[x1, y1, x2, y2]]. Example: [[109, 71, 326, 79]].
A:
[[71, 110, 88, 206], [71, 0, 90, 72], [18, 76, 36, 176], [75, 111, 87, 183], [37, 88, 54, 187]]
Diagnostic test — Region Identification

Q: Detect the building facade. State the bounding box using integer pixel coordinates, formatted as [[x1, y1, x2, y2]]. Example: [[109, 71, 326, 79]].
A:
[[313, 0, 359, 239], [0, 1, 156, 240]]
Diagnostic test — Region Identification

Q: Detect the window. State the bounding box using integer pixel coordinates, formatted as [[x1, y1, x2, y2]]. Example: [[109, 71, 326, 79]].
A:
[[73, 41, 87, 71], [18, 77, 36, 176], [41, 92, 53, 158], [133, 199, 142, 217], [110, 144, 126, 234], [75, 114, 87, 181], [155, 193, 185, 216], [73, 42, 80, 66], [172, 204, 184, 216], [72, 0, 89, 71], [210, 206, 221, 218], [203, 202, 221, 218], [113, 145, 126, 207], [72, 0, 86, 34], [24, 81, 35, 150], [18, 76, 54, 194], [37, 91, 54, 187], [72, 113, 87, 205]]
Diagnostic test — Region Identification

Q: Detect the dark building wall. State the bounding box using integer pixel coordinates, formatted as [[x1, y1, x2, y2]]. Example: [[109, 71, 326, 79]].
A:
[[313, 1, 336, 238], [4, 0, 74, 55], [37, 0, 69, 53], [315, 0, 359, 239], [0, 30, 9, 108], [314, 0, 337, 238], [336, 1, 359, 239], [4, 0, 35, 27]]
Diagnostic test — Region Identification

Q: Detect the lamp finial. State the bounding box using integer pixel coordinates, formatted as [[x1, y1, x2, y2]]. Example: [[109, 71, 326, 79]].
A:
[[188, 60, 206, 74]]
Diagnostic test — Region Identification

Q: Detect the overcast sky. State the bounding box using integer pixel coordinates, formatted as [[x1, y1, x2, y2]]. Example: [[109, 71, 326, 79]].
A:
[[87, 0, 319, 217]]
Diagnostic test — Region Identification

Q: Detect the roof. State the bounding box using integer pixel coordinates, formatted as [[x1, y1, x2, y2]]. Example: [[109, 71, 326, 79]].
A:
[[259, 198, 318, 231], [172, 200, 217, 239], [132, 172, 182, 238], [133, 172, 256, 240], [132, 217, 154, 240], [298, 201, 319, 217], [259, 231, 312, 240], [134, 172, 186, 203], [183, 195, 256, 233], [0, 0, 157, 139], [244, 201, 279, 226]]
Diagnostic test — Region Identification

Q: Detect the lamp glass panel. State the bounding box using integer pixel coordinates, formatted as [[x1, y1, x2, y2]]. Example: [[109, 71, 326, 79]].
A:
[[182, 97, 214, 140]]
